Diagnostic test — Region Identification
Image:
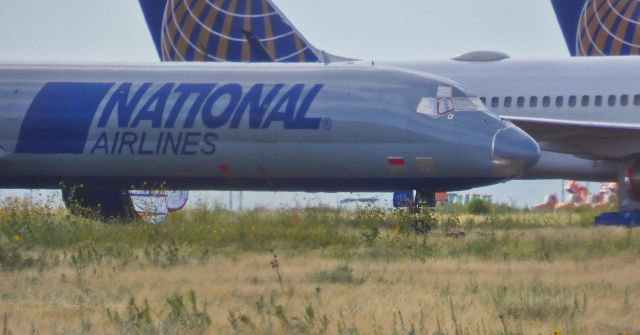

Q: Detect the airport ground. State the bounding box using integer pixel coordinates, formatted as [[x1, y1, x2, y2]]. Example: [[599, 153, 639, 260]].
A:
[[0, 200, 639, 335]]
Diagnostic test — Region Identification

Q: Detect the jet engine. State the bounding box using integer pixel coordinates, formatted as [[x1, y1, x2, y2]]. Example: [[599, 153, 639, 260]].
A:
[[523, 151, 616, 181]]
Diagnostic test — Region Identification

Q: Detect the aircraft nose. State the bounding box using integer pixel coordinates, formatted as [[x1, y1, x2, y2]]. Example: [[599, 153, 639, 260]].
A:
[[492, 125, 540, 177]]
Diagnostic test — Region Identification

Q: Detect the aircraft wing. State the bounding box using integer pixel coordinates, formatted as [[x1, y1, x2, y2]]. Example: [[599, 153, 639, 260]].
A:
[[504, 116, 640, 159], [505, 116, 640, 140]]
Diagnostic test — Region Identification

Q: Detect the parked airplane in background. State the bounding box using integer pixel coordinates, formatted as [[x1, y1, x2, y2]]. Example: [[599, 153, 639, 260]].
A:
[[0, 62, 538, 217], [399, 56, 640, 212], [135, 0, 640, 220]]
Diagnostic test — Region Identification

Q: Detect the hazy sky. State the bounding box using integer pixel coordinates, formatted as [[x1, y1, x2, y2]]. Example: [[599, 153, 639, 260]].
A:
[[0, 0, 588, 208]]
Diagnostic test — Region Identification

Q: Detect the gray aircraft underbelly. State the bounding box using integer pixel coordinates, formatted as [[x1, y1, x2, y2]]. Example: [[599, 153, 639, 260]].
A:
[[0, 62, 539, 192]]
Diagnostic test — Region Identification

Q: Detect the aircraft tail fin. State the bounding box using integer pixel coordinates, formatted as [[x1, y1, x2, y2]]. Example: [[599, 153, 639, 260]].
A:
[[551, 0, 640, 56], [138, 0, 348, 63]]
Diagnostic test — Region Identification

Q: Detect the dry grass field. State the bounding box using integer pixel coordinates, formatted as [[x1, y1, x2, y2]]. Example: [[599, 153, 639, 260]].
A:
[[0, 200, 639, 334]]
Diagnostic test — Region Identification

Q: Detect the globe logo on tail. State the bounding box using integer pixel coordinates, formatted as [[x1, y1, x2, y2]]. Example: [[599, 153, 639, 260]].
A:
[[577, 0, 640, 56], [160, 0, 320, 62]]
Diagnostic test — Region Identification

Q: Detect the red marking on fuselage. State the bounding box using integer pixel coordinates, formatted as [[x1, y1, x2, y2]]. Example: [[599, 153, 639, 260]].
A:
[[387, 157, 406, 166], [219, 164, 234, 184]]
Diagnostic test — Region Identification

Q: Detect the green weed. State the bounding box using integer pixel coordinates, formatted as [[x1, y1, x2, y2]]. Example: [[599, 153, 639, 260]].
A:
[[311, 264, 365, 285], [107, 290, 211, 335], [1, 201, 638, 271]]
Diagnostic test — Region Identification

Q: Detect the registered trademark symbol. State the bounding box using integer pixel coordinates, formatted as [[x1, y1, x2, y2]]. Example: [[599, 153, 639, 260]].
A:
[[322, 118, 333, 130]]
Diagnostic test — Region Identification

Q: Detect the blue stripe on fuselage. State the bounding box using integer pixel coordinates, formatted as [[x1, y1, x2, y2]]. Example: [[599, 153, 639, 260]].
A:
[[15, 82, 114, 154], [14, 81, 324, 155]]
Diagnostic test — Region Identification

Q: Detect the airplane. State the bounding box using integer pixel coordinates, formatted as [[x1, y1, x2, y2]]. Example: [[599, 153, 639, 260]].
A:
[[0, 61, 539, 218], [135, 0, 640, 222]]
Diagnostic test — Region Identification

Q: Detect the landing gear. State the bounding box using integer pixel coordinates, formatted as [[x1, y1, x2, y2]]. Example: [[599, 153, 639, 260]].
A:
[[594, 163, 640, 226], [413, 190, 436, 213], [62, 186, 137, 220], [412, 190, 436, 234]]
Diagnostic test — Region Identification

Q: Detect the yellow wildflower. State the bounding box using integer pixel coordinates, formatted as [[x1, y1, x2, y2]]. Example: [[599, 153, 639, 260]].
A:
[[13, 235, 20, 241]]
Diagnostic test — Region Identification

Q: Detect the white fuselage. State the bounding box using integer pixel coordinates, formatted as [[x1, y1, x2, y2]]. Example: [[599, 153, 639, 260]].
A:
[[0, 62, 538, 191], [393, 56, 640, 129]]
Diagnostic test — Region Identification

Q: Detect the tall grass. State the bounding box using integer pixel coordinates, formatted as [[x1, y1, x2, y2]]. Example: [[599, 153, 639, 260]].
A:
[[1, 199, 637, 271], [0, 198, 638, 334]]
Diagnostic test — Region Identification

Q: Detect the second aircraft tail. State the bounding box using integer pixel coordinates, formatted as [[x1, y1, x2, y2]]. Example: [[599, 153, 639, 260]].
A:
[[551, 0, 640, 56]]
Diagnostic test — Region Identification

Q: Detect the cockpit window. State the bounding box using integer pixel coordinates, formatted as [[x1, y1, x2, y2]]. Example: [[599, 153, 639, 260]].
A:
[[416, 86, 488, 118], [437, 97, 455, 115], [454, 97, 485, 111]]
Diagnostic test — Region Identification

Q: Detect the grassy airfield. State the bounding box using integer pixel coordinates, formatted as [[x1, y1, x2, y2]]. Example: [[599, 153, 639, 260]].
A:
[[0, 199, 639, 335]]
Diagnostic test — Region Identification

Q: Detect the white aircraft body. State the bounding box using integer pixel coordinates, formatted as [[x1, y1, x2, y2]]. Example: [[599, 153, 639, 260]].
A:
[[0, 62, 539, 217]]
